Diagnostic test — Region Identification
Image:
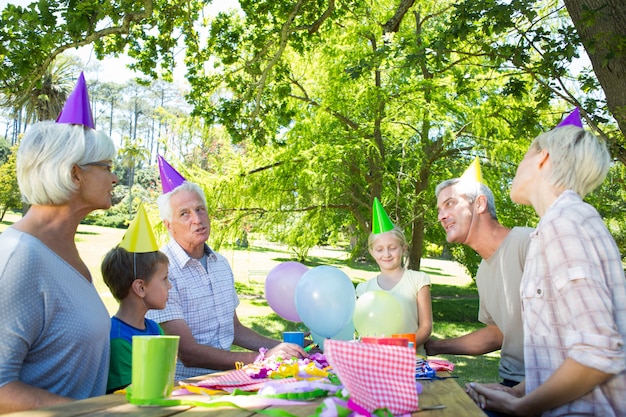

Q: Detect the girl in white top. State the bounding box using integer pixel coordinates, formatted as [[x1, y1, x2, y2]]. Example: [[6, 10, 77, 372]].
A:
[[356, 227, 433, 355]]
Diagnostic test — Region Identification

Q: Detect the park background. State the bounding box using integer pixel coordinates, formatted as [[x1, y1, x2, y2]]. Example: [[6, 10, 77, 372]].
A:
[[1, 0, 626, 386], [1, 0, 625, 277]]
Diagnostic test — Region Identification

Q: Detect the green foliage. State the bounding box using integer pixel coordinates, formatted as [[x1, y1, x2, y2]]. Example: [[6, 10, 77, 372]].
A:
[[0, 139, 11, 164], [1, 0, 194, 104], [0, 146, 21, 221], [2, 0, 626, 266], [181, 0, 551, 263], [587, 161, 626, 262], [134, 166, 160, 192]]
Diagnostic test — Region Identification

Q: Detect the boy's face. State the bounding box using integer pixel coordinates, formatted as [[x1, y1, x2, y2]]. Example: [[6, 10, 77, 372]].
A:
[[143, 262, 171, 310]]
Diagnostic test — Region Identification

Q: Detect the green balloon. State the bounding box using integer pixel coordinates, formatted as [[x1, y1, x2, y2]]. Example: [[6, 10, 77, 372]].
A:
[[353, 290, 403, 337]]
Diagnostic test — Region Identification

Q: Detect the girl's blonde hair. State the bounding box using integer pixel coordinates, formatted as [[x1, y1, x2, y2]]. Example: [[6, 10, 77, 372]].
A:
[[368, 226, 407, 249]]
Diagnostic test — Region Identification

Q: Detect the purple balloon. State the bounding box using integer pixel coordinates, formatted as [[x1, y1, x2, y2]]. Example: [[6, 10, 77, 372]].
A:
[[264, 262, 309, 322]]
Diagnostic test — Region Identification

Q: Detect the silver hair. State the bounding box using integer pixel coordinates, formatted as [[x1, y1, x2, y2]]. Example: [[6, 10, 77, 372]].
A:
[[531, 125, 610, 198], [16, 121, 116, 205], [157, 181, 208, 222], [435, 178, 498, 220]]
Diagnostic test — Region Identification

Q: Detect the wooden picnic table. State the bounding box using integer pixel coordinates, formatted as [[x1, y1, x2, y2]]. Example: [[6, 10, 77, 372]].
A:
[[2, 371, 486, 416]]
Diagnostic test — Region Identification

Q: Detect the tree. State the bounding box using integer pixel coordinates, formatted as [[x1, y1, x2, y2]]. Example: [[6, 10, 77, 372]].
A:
[[118, 136, 150, 215], [90, 81, 123, 138], [2, 56, 78, 128], [1, 0, 155, 99], [563, 0, 626, 163], [438, 0, 625, 160], [183, 0, 548, 271], [2, 0, 625, 271], [0, 138, 10, 164], [0, 146, 21, 221]]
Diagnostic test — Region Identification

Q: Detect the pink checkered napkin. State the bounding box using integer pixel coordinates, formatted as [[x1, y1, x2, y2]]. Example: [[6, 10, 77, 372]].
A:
[[194, 369, 295, 393], [324, 339, 418, 414]]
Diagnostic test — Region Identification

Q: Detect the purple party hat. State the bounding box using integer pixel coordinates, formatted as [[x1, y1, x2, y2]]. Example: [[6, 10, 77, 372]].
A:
[[56, 72, 95, 129], [158, 154, 187, 194], [556, 108, 582, 128]]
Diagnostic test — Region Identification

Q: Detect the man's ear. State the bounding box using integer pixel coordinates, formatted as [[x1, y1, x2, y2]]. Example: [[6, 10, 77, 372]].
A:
[[131, 279, 146, 297], [476, 194, 488, 212]]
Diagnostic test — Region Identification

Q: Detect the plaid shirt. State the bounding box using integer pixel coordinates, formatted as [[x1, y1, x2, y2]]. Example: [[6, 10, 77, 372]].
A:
[[146, 239, 239, 380], [521, 191, 626, 415]]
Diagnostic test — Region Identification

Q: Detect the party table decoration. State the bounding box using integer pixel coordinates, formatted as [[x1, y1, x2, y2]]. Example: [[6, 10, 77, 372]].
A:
[[324, 339, 419, 414], [188, 352, 337, 396]]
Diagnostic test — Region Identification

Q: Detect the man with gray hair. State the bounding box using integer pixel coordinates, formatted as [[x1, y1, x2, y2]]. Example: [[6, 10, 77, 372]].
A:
[[147, 181, 305, 380], [426, 178, 532, 397]]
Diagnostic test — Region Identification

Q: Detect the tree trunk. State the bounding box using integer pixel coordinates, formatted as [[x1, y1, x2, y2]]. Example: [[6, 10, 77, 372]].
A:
[[408, 213, 424, 271], [564, 0, 626, 162]]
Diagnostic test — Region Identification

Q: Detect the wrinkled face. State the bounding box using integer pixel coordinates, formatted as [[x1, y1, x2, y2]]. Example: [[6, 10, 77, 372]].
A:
[[436, 185, 474, 244], [143, 262, 171, 310], [164, 190, 210, 250], [369, 232, 405, 271], [76, 160, 118, 210]]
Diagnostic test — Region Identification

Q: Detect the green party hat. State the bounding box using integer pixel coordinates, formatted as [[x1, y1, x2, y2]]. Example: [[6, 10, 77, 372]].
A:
[[372, 197, 395, 234], [118, 204, 159, 253], [460, 157, 483, 184]]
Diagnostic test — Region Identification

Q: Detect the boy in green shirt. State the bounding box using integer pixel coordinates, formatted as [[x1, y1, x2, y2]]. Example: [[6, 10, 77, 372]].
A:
[[102, 204, 171, 393]]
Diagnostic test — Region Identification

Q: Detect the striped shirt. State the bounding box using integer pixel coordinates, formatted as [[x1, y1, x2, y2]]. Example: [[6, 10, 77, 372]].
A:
[[146, 239, 239, 380], [521, 190, 626, 415]]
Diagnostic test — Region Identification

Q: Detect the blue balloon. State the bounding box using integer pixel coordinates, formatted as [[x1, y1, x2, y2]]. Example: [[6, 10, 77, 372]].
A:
[[311, 320, 355, 351], [295, 266, 356, 338]]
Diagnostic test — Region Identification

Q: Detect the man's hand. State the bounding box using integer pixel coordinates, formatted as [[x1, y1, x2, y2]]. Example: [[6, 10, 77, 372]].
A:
[[423, 337, 439, 355], [266, 342, 307, 360]]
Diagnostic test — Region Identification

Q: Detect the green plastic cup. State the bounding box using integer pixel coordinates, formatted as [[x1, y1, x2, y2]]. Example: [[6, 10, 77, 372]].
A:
[[130, 335, 180, 405]]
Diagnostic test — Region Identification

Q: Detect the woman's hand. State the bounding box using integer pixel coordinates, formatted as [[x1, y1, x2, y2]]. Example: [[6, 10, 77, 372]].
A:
[[465, 382, 523, 414]]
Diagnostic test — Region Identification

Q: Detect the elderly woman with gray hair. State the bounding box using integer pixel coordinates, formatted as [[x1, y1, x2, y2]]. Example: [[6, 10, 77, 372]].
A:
[[467, 124, 626, 416], [0, 114, 118, 412]]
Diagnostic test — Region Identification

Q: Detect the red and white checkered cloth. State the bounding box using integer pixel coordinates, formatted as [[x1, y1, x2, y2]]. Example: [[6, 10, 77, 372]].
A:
[[324, 339, 419, 414], [194, 369, 297, 393]]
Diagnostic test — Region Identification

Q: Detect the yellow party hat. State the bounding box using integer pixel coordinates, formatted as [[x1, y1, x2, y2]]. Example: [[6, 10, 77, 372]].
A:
[[118, 204, 159, 253], [460, 157, 483, 183]]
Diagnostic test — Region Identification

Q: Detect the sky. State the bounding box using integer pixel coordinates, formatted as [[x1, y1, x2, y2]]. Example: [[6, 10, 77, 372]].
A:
[[1, 0, 239, 83]]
